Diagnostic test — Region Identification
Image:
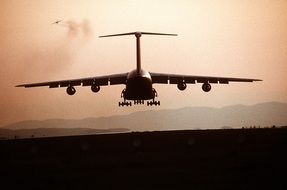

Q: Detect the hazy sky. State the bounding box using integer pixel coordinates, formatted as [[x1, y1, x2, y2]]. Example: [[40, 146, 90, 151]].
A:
[[0, 0, 287, 126]]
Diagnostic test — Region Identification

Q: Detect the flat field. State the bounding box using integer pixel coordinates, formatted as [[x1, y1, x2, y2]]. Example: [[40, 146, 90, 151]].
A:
[[0, 128, 286, 189]]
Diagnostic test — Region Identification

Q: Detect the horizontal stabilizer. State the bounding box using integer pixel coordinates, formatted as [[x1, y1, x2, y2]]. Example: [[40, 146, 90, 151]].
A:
[[99, 31, 177, 38]]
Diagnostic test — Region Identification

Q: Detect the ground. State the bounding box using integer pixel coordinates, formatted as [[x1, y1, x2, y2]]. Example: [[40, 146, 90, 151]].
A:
[[0, 128, 286, 189]]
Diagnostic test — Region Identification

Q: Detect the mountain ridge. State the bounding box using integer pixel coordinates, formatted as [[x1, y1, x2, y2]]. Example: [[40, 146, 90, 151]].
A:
[[2, 101, 287, 131]]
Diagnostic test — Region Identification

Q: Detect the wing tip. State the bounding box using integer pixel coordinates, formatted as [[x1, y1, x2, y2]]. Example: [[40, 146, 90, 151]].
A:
[[15, 84, 30, 88]]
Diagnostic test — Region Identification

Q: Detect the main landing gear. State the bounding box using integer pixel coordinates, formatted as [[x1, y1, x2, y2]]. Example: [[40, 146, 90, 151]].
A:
[[147, 88, 160, 106], [118, 100, 160, 107], [119, 101, 132, 107], [118, 88, 160, 107], [147, 100, 160, 106], [118, 100, 146, 107], [118, 99, 161, 107], [119, 89, 132, 107]]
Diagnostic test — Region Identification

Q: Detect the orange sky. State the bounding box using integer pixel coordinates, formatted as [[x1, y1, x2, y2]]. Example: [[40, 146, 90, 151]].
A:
[[0, 0, 287, 126]]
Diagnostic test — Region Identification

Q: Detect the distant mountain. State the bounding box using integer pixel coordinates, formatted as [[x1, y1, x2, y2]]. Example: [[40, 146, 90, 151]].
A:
[[2, 102, 287, 132]]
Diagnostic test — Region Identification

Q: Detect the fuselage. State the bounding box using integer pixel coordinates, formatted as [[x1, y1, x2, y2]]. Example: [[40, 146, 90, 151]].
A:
[[124, 69, 154, 100]]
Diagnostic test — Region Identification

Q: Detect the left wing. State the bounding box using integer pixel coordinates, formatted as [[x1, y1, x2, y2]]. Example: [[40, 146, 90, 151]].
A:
[[16, 73, 128, 88], [150, 72, 262, 84]]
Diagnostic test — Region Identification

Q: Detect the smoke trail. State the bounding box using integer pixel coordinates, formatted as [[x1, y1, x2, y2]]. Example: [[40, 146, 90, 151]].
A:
[[15, 19, 94, 78], [58, 19, 94, 39]]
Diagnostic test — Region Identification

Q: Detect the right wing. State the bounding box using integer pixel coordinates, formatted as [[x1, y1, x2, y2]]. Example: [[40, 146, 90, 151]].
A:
[[15, 73, 128, 88], [150, 72, 262, 84]]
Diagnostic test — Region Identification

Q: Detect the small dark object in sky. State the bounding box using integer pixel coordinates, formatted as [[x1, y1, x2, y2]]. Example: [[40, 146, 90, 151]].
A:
[[52, 20, 62, 24]]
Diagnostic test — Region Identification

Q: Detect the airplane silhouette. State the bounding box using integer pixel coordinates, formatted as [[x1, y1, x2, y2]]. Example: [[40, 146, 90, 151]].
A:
[[16, 32, 262, 106], [52, 20, 62, 24]]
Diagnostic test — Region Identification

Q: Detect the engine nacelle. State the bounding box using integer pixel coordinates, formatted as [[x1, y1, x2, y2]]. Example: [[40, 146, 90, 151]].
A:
[[91, 85, 100, 93], [66, 86, 76, 95], [202, 82, 211, 92], [177, 82, 187, 91]]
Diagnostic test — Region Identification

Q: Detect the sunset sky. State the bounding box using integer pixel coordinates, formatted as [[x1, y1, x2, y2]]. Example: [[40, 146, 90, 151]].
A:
[[0, 0, 287, 127]]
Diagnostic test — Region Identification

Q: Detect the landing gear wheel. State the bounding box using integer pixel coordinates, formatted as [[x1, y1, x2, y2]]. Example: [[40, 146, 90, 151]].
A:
[[119, 101, 132, 107], [147, 100, 160, 106]]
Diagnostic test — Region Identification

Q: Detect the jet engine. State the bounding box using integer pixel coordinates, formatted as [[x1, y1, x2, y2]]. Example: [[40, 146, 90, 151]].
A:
[[177, 82, 187, 91], [202, 82, 211, 92], [91, 85, 100, 93], [66, 86, 76, 95]]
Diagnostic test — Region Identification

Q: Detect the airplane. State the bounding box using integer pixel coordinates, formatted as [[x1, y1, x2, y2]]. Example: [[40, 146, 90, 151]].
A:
[[16, 31, 262, 107], [52, 20, 62, 24]]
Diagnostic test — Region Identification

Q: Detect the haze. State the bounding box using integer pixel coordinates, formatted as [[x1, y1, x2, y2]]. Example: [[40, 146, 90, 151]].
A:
[[1, 0, 287, 126]]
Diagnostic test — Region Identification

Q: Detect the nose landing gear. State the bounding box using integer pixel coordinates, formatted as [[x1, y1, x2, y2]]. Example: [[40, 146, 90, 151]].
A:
[[134, 100, 144, 105]]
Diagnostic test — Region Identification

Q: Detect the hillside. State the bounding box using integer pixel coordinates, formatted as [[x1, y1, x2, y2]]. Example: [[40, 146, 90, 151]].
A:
[[2, 102, 287, 131]]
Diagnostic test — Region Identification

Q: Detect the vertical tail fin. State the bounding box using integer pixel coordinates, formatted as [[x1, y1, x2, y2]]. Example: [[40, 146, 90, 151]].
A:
[[99, 32, 177, 74]]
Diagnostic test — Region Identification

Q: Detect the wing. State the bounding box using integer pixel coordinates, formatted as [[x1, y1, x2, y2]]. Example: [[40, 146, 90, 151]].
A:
[[15, 73, 128, 88], [150, 72, 262, 84]]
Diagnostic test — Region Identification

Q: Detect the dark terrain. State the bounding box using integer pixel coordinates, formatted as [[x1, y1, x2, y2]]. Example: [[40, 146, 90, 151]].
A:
[[0, 127, 129, 139], [0, 128, 286, 189]]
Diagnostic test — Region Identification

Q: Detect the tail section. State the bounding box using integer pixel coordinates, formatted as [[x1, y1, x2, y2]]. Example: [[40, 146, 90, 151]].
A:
[[99, 32, 177, 74], [99, 31, 177, 38]]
